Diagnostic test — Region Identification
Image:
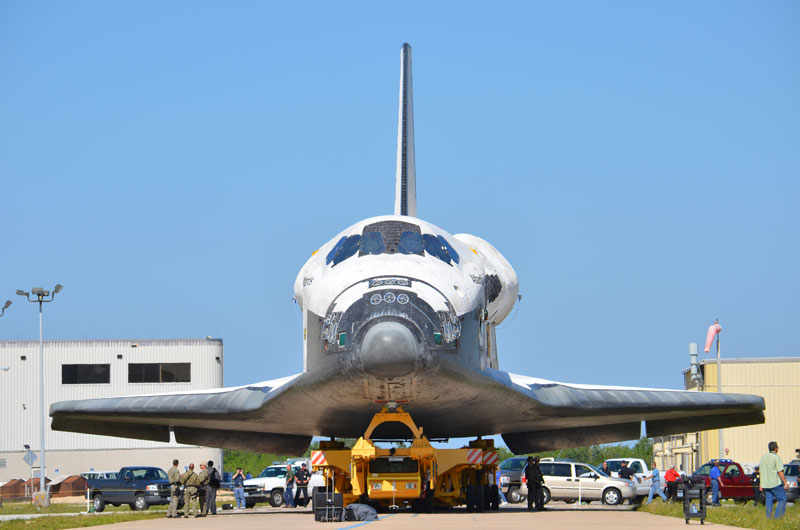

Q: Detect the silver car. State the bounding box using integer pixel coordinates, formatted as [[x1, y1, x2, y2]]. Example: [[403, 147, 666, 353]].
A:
[[521, 461, 637, 505], [785, 462, 799, 503]]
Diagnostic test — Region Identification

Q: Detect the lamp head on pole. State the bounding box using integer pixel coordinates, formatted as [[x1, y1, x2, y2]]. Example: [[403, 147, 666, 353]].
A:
[[16, 290, 29, 297]]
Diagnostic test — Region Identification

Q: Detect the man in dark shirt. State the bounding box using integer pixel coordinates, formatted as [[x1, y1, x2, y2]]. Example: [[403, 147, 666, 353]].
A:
[[293, 462, 310, 507], [619, 461, 635, 480], [524, 457, 545, 511]]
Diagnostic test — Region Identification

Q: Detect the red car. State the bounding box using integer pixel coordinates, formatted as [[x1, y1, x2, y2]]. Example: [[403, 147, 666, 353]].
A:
[[691, 460, 754, 503]]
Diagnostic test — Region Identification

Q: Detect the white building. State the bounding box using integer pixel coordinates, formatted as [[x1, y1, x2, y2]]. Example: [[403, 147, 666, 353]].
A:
[[0, 338, 224, 483]]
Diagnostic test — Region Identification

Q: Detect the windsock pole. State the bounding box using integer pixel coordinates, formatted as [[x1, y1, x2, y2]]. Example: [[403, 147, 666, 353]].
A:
[[716, 328, 723, 459]]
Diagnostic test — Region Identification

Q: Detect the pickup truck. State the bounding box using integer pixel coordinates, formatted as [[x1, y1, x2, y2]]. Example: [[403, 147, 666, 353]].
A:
[[244, 463, 324, 507], [691, 459, 753, 503], [88, 466, 174, 512], [602, 458, 653, 502]]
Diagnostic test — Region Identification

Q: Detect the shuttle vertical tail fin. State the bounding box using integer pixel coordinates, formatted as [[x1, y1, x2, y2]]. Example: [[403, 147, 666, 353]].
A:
[[394, 43, 417, 217]]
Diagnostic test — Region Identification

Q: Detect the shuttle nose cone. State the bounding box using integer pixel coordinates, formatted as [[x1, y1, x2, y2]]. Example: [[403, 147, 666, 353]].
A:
[[360, 321, 420, 377]]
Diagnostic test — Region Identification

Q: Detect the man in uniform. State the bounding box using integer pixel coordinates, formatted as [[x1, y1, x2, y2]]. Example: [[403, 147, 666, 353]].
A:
[[202, 460, 220, 516], [293, 462, 310, 507], [196, 463, 209, 516], [618, 461, 635, 481], [524, 456, 545, 511], [180, 463, 201, 518], [166, 459, 181, 518]]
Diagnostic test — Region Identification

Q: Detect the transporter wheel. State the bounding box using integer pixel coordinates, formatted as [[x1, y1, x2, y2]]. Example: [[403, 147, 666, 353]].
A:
[[475, 483, 484, 513], [92, 493, 105, 513], [483, 485, 492, 510], [603, 488, 622, 506], [465, 485, 475, 513], [490, 485, 500, 510], [507, 485, 522, 504]]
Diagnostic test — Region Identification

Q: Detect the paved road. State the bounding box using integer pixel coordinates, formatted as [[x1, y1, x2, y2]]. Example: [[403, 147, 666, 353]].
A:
[[97, 504, 738, 529]]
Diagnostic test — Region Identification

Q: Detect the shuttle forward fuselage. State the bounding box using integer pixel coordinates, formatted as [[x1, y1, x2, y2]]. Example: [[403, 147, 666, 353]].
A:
[[293, 215, 519, 405]]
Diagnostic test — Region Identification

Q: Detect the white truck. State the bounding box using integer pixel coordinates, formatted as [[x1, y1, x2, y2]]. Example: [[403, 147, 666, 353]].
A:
[[243, 462, 324, 507], [602, 458, 654, 502]]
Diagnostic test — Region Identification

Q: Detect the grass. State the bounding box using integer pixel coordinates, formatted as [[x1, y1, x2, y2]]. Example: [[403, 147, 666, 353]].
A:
[[638, 499, 800, 529], [0, 512, 164, 529], [0, 501, 169, 516]]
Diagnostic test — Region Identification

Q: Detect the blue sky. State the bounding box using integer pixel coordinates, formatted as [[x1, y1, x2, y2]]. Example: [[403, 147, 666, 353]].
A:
[[2, 0, 798, 401]]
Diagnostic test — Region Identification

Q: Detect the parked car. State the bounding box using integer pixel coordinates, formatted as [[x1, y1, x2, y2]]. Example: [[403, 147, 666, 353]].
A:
[[244, 463, 324, 507], [784, 462, 799, 503], [602, 458, 652, 501], [81, 471, 117, 480], [497, 457, 528, 504], [88, 466, 172, 512], [521, 461, 637, 505], [691, 460, 753, 503]]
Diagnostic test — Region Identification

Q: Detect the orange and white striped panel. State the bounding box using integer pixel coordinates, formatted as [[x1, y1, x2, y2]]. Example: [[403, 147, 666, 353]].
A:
[[483, 451, 498, 466], [311, 451, 327, 466], [467, 448, 482, 464]]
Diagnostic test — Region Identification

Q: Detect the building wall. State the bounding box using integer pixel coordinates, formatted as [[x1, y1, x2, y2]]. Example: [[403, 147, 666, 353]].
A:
[[696, 358, 800, 464], [0, 339, 224, 482], [663, 357, 800, 469]]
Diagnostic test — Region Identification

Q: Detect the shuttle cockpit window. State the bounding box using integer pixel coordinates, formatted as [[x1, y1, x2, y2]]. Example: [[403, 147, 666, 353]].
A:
[[359, 231, 386, 256], [326, 223, 459, 267], [436, 234, 459, 264], [423, 234, 452, 265], [327, 234, 361, 265], [398, 231, 424, 255]]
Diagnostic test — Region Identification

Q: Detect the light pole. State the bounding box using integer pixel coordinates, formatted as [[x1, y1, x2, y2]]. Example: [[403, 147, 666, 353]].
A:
[[17, 285, 62, 497]]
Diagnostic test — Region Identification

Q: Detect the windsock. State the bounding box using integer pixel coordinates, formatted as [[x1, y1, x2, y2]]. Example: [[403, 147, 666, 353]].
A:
[[704, 320, 722, 352]]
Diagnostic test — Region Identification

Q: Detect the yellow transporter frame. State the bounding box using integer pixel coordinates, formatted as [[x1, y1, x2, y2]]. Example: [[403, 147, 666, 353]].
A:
[[311, 407, 499, 509]]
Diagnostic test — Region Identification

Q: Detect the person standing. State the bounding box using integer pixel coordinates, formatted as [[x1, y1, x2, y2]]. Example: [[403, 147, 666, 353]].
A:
[[600, 462, 612, 476], [644, 461, 667, 503], [166, 459, 181, 518], [751, 466, 762, 506], [708, 461, 722, 506], [246, 471, 253, 480], [284, 464, 295, 508], [664, 464, 679, 502], [180, 463, 201, 518], [197, 463, 208, 515], [618, 461, 635, 481], [524, 456, 545, 511], [232, 468, 246, 510], [759, 441, 789, 519], [202, 460, 220, 516], [293, 462, 310, 507]]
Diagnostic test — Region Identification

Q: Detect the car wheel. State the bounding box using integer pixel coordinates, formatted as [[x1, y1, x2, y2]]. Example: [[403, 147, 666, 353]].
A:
[[564, 499, 576, 504], [92, 493, 105, 513], [705, 491, 714, 505], [603, 488, 622, 505], [507, 485, 522, 503], [269, 489, 284, 507], [133, 494, 149, 511], [541, 487, 551, 505]]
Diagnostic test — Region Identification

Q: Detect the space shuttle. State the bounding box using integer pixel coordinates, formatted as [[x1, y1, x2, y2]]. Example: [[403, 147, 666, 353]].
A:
[[51, 44, 764, 455]]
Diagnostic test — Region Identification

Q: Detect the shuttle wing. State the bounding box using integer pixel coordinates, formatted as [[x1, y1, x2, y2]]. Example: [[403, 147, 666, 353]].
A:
[[486, 370, 765, 454], [50, 374, 315, 454]]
